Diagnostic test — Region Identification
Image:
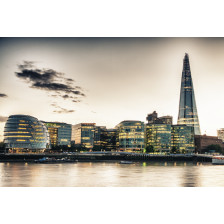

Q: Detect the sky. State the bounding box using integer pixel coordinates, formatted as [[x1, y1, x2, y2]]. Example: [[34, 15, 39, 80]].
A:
[[0, 37, 224, 141]]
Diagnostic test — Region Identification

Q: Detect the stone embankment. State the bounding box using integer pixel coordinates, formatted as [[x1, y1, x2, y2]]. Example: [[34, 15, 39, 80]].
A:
[[0, 152, 213, 162]]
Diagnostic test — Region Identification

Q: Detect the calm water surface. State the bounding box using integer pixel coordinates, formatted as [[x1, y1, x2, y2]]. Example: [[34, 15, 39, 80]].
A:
[[0, 161, 224, 187]]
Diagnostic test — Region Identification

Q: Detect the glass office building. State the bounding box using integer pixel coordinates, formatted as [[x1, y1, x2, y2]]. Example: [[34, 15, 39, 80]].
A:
[[94, 126, 107, 147], [116, 120, 145, 152], [177, 53, 201, 135], [102, 129, 117, 151], [72, 123, 95, 149], [145, 124, 171, 152], [43, 122, 72, 147], [4, 115, 50, 153], [171, 125, 195, 152], [94, 128, 117, 151]]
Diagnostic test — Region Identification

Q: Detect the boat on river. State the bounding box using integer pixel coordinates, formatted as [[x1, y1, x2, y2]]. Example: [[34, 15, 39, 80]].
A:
[[35, 157, 78, 163], [212, 156, 224, 165], [120, 161, 133, 164]]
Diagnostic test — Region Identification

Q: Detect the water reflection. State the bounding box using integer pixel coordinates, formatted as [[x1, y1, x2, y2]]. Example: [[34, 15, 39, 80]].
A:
[[181, 166, 199, 187], [0, 161, 224, 187]]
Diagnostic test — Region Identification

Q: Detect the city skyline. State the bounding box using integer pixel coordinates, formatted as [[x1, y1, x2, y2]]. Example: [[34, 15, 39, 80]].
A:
[[1, 38, 224, 141]]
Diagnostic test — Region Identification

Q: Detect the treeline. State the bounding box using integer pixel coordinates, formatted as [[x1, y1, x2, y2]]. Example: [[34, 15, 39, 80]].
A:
[[0, 142, 5, 153]]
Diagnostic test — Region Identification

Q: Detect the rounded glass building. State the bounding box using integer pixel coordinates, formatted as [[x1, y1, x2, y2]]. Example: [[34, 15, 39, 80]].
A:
[[115, 120, 145, 152], [4, 115, 51, 153]]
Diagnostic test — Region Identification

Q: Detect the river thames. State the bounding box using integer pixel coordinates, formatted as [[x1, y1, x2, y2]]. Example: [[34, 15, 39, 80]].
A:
[[0, 161, 224, 187]]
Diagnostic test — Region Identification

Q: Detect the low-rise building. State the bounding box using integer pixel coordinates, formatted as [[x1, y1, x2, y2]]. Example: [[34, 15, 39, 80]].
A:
[[194, 135, 224, 153]]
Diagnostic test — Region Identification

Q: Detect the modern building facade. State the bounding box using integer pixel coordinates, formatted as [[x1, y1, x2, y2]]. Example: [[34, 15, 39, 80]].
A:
[[93, 127, 117, 151], [177, 53, 201, 135], [94, 126, 107, 147], [145, 111, 172, 152], [145, 124, 172, 152], [72, 123, 95, 149], [116, 120, 145, 152], [102, 128, 117, 151], [171, 125, 195, 152], [195, 135, 224, 153], [4, 115, 50, 153], [43, 122, 72, 147], [217, 129, 224, 143]]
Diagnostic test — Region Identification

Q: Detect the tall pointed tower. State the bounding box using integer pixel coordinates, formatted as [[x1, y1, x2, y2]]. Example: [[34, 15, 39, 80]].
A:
[[177, 53, 201, 135]]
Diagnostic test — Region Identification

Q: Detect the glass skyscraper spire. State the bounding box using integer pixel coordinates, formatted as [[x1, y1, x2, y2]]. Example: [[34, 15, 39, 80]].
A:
[[177, 53, 201, 135]]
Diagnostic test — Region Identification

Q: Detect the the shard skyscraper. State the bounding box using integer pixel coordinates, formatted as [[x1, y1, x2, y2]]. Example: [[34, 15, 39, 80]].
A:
[[177, 53, 201, 135]]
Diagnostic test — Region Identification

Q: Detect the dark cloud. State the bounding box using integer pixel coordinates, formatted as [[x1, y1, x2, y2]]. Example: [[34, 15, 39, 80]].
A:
[[0, 93, 7, 98], [0, 116, 8, 122], [15, 61, 86, 101], [62, 94, 70, 99], [17, 61, 35, 70]]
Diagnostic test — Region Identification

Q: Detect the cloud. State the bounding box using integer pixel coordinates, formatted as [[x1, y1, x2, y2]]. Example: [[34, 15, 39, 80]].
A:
[[51, 103, 75, 114], [15, 61, 86, 100], [53, 108, 75, 114], [72, 100, 81, 103], [0, 93, 7, 98], [0, 116, 8, 122]]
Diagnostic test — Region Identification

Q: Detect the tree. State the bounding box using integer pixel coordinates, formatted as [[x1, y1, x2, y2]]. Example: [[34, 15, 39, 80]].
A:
[[145, 145, 154, 153], [171, 146, 180, 154], [0, 142, 5, 153], [92, 145, 101, 151], [204, 144, 223, 154]]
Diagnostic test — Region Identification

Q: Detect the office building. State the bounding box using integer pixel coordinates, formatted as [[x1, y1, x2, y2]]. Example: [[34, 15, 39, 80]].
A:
[[94, 126, 106, 147], [145, 124, 172, 152], [93, 127, 117, 151], [177, 53, 201, 135], [101, 128, 117, 151], [43, 122, 72, 147], [4, 115, 50, 153], [171, 125, 195, 152], [116, 120, 145, 152], [145, 111, 172, 152], [72, 123, 95, 149]]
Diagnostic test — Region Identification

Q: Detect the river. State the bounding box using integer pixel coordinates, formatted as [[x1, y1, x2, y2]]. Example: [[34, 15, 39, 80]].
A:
[[0, 161, 224, 187]]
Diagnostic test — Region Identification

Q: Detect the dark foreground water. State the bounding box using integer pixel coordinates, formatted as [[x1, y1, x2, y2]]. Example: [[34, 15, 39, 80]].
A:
[[0, 161, 224, 187]]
